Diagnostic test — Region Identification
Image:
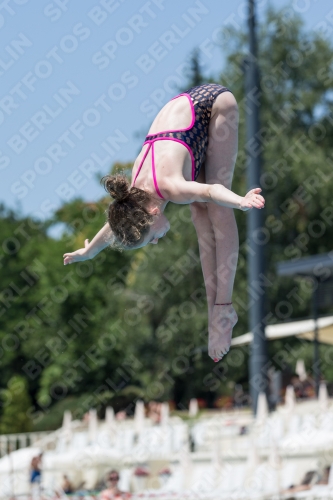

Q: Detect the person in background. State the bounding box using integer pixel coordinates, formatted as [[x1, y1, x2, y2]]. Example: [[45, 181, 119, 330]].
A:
[[302, 375, 316, 399], [99, 470, 131, 499], [62, 474, 74, 494], [147, 401, 161, 424], [317, 465, 331, 485], [29, 453, 43, 496], [282, 470, 319, 495], [115, 410, 127, 421]]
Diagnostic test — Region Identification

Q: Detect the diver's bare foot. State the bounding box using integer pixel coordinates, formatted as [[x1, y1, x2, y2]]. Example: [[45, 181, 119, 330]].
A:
[[208, 304, 238, 361]]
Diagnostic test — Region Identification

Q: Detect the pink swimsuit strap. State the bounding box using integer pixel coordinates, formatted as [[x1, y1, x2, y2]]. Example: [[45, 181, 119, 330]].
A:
[[132, 141, 164, 199], [131, 93, 196, 199]]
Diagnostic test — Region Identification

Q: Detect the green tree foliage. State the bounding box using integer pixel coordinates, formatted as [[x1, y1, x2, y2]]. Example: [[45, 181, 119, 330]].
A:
[[184, 49, 207, 88], [0, 376, 32, 434], [1, 7, 333, 430]]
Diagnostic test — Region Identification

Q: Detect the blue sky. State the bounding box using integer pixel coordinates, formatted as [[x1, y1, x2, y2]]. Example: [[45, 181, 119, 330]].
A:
[[1, 0, 331, 220]]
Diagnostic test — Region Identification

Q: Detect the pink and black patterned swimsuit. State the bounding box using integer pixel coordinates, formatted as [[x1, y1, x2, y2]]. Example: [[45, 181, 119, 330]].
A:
[[132, 83, 232, 199]]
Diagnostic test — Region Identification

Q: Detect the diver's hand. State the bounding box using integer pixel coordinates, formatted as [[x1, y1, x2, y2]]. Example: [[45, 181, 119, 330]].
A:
[[240, 188, 265, 211], [63, 239, 91, 265]]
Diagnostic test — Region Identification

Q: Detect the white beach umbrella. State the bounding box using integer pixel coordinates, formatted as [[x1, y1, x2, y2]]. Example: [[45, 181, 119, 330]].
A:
[[211, 433, 224, 490], [245, 438, 260, 475], [265, 443, 281, 494], [285, 385, 296, 412], [62, 409, 72, 427], [268, 443, 281, 469], [160, 402, 169, 426], [180, 441, 192, 490], [269, 413, 285, 441], [88, 408, 98, 444], [296, 359, 307, 381], [61, 410, 72, 443], [105, 405, 118, 443], [105, 406, 116, 429], [243, 439, 260, 493], [256, 392, 269, 424], [134, 400, 145, 434], [319, 382, 329, 411], [189, 398, 199, 418]]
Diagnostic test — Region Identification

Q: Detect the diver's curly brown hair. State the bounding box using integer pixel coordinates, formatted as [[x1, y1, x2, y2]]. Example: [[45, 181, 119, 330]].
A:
[[101, 174, 154, 248]]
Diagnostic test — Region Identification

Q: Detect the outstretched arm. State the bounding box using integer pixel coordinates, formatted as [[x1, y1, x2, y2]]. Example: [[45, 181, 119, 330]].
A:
[[63, 223, 112, 265], [166, 180, 265, 210], [209, 185, 265, 210]]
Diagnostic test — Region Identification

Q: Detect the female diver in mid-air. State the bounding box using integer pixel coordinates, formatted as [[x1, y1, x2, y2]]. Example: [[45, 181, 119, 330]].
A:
[[63, 83, 265, 362]]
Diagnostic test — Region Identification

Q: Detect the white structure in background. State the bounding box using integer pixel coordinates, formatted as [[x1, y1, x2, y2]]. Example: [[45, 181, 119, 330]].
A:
[[1, 389, 333, 500], [267, 442, 281, 491], [319, 382, 329, 411], [61, 410, 72, 445], [88, 408, 98, 444], [284, 385, 296, 413], [105, 406, 115, 429], [296, 359, 307, 381], [160, 402, 169, 426], [180, 440, 191, 491], [231, 315, 333, 346], [188, 398, 198, 418], [0, 447, 41, 500], [255, 392, 269, 425], [245, 438, 260, 476], [134, 400, 145, 434]]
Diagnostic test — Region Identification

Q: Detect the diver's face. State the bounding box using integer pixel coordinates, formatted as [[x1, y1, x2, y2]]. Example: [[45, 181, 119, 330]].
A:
[[147, 212, 170, 244]]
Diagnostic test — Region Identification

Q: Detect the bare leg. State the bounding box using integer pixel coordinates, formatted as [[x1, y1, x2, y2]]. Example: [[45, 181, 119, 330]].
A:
[[205, 91, 240, 360], [190, 167, 217, 324], [190, 202, 216, 324]]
